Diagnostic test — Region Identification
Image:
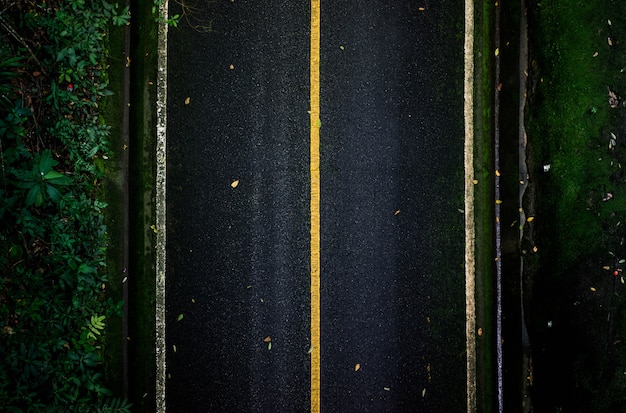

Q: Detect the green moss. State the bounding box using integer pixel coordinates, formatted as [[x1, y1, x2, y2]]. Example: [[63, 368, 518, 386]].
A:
[[126, 0, 158, 410], [526, 0, 626, 409], [100, 17, 126, 398], [472, 1, 497, 412], [527, 0, 626, 270]]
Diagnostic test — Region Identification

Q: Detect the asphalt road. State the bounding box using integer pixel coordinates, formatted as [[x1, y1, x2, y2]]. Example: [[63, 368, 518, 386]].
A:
[[165, 1, 466, 411]]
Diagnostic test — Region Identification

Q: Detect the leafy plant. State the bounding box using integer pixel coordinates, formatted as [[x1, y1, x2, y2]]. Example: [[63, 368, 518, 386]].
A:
[[0, 0, 128, 409], [85, 314, 106, 342], [12, 150, 72, 207]]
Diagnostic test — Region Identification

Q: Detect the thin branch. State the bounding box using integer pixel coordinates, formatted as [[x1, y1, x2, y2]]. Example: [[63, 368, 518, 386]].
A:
[[0, 13, 45, 73]]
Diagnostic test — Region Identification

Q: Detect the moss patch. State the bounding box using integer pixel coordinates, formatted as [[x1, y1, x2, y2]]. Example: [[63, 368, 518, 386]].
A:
[[526, 0, 626, 410]]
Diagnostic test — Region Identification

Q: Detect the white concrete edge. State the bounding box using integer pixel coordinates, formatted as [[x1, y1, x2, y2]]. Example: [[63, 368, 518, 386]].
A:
[[155, 1, 168, 411], [464, 0, 477, 411]]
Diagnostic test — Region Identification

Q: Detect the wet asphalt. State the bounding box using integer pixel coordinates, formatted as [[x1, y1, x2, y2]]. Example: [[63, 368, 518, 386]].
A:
[[165, 1, 466, 411]]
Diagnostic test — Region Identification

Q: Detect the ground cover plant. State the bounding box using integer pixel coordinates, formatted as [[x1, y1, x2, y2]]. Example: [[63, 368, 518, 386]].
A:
[[0, 0, 130, 410], [525, 0, 626, 410]]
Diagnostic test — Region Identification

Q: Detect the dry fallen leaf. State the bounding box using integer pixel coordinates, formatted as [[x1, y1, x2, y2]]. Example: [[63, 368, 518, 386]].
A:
[[472, 179, 479, 184], [526, 216, 535, 222], [184, 97, 190, 105], [125, 56, 131, 67], [229, 64, 234, 70], [355, 363, 361, 371], [478, 327, 483, 336], [603, 266, 611, 270], [231, 179, 239, 188], [263, 336, 272, 343], [495, 48, 499, 56], [608, 37, 613, 46], [495, 170, 501, 177], [590, 287, 597, 292], [32, 71, 41, 77], [495, 199, 503, 204], [532, 246, 538, 253], [593, 51, 599, 57], [418, 6, 425, 11], [394, 210, 401, 216]]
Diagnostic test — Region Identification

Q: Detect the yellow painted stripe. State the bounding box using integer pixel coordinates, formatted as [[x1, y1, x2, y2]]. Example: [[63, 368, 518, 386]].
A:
[[310, 0, 321, 412]]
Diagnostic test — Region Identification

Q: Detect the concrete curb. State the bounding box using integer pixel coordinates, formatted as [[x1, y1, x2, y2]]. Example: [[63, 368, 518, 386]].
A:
[[155, 0, 169, 411]]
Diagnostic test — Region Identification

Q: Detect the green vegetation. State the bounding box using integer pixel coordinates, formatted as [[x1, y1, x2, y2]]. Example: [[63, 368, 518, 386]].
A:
[[527, 0, 626, 267], [526, 0, 626, 410], [0, 0, 131, 410], [473, 0, 496, 411]]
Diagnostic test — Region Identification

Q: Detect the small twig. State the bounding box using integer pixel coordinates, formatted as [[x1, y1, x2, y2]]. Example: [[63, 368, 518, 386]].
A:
[[0, 13, 45, 74]]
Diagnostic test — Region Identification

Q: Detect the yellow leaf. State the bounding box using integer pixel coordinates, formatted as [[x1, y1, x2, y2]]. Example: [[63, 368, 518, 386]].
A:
[[590, 287, 597, 292], [231, 179, 239, 188], [394, 210, 401, 216], [603, 266, 611, 270], [355, 363, 361, 371], [184, 97, 190, 105], [478, 327, 483, 336], [472, 179, 479, 184], [495, 199, 502, 204], [495, 170, 501, 176], [526, 216, 535, 222], [495, 48, 499, 56], [532, 246, 538, 253], [229, 64, 234, 70], [418, 6, 425, 11]]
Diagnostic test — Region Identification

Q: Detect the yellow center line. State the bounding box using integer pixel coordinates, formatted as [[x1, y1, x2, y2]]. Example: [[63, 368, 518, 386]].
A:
[[309, 0, 321, 411]]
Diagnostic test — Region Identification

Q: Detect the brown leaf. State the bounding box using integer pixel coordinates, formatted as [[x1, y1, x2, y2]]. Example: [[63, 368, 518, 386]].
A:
[[263, 336, 271, 343]]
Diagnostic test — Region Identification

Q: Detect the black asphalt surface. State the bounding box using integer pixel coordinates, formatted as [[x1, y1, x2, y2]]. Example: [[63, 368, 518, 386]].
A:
[[166, 1, 466, 411]]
